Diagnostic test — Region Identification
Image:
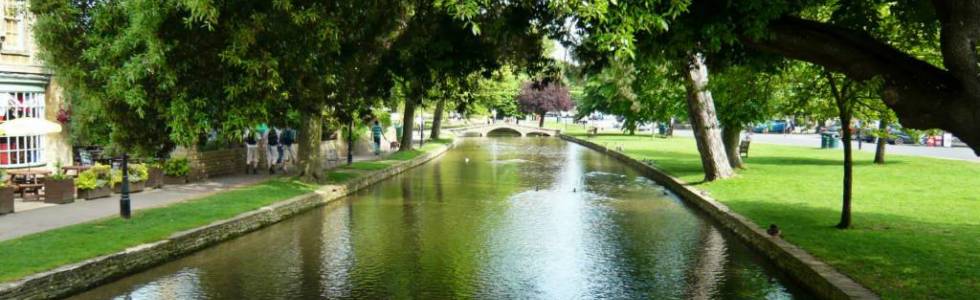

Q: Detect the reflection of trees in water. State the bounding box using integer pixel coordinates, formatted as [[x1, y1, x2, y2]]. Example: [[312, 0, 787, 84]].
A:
[[297, 199, 327, 298], [685, 225, 728, 299], [320, 202, 355, 298]]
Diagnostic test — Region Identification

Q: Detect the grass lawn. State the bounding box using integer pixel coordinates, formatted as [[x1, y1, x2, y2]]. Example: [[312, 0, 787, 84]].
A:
[[331, 138, 454, 182], [0, 179, 314, 282], [575, 133, 979, 299]]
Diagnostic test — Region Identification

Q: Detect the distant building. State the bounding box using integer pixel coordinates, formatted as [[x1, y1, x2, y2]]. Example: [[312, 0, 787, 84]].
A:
[[0, 0, 71, 169]]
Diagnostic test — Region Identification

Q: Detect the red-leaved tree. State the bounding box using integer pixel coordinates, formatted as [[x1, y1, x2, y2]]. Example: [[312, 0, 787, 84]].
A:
[[517, 81, 574, 127]]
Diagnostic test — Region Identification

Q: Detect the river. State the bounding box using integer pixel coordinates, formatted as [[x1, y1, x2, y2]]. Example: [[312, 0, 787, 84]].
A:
[[70, 138, 811, 299]]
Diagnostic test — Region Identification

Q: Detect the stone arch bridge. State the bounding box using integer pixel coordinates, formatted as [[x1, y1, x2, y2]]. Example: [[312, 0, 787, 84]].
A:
[[452, 123, 560, 137]]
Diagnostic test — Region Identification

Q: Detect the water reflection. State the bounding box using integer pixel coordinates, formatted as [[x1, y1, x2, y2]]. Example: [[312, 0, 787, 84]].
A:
[[70, 138, 811, 300]]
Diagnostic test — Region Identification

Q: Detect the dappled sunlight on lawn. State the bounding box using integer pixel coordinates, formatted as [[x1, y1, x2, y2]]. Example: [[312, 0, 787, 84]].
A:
[[581, 133, 980, 299]]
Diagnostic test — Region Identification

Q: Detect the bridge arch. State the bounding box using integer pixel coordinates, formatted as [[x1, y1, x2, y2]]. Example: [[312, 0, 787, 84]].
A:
[[486, 127, 523, 137], [451, 123, 560, 138]]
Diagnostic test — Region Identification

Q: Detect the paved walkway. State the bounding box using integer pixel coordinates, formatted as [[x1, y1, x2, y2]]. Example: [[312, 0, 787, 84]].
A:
[[0, 154, 390, 242]]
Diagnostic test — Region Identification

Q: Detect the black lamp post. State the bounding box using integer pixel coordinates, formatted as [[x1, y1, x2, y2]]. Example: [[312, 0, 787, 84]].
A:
[[347, 119, 354, 165], [120, 153, 131, 219]]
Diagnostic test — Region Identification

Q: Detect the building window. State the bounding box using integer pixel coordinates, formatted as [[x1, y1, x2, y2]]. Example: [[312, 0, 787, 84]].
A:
[[0, 91, 44, 168], [1, 0, 25, 52]]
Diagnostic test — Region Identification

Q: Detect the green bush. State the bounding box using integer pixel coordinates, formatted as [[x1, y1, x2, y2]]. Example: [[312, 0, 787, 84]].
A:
[[76, 164, 110, 190], [163, 158, 190, 177], [0, 170, 7, 188], [110, 163, 149, 186]]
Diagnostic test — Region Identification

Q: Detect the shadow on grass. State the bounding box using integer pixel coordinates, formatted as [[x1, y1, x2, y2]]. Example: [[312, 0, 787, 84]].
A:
[[719, 199, 979, 299], [746, 156, 906, 167]]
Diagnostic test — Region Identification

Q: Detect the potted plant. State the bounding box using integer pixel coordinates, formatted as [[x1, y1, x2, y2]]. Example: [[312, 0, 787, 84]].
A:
[[112, 163, 148, 193], [76, 164, 111, 200], [43, 162, 75, 204], [163, 157, 190, 184], [0, 170, 14, 214], [145, 159, 164, 188]]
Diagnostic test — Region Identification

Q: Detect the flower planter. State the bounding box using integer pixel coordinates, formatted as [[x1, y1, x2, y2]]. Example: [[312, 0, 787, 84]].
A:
[[113, 181, 145, 194], [43, 178, 76, 204], [146, 167, 164, 188], [0, 186, 14, 215], [78, 185, 111, 200], [163, 175, 188, 185]]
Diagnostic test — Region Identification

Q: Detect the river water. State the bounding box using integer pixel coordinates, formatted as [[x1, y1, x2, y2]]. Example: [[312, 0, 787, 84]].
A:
[[70, 138, 811, 299]]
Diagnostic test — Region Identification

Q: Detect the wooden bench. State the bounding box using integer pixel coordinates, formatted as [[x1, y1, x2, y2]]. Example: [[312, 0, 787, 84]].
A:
[[587, 127, 599, 137], [739, 140, 751, 158], [16, 183, 43, 200]]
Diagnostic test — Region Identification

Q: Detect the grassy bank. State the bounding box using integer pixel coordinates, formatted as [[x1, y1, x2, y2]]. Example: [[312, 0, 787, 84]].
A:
[[0, 179, 314, 282], [328, 138, 453, 181], [566, 132, 979, 299]]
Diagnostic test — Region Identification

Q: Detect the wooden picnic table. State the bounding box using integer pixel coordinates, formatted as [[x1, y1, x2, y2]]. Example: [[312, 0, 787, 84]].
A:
[[61, 165, 90, 177], [6, 169, 52, 200]]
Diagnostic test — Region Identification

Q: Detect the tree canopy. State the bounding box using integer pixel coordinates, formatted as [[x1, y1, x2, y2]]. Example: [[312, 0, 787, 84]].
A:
[[517, 80, 574, 127]]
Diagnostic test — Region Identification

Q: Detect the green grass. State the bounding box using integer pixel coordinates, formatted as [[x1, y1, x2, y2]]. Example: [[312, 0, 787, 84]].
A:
[[581, 133, 980, 299], [344, 161, 391, 171], [0, 179, 314, 282], [325, 171, 359, 183], [385, 138, 453, 161]]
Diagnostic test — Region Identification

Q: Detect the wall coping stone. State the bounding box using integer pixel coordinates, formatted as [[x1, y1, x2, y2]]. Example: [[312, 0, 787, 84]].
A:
[[0, 140, 458, 300], [561, 134, 878, 300]]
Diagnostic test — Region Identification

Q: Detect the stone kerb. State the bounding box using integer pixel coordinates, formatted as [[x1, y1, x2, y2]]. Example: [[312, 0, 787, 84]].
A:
[[0, 140, 458, 300], [560, 135, 879, 300]]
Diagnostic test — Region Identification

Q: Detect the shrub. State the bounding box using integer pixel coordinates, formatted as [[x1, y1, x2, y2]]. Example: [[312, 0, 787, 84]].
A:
[[0, 170, 7, 188], [76, 164, 110, 191], [110, 163, 149, 186], [89, 163, 110, 176], [75, 170, 101, 190], [163, 158, 190, 177]]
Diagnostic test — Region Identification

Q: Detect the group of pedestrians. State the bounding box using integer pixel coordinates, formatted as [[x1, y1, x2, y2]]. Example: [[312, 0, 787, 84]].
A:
[[244, 127, 296, 175]]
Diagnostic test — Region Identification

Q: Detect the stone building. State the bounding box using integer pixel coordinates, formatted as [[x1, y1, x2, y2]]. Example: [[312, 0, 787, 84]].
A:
[[0, 0, 71, 169]]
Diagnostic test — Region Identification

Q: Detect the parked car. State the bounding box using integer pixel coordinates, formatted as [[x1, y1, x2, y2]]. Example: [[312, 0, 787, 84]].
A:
[[858, 127, 919, 145], [752, 120, 789, 133]]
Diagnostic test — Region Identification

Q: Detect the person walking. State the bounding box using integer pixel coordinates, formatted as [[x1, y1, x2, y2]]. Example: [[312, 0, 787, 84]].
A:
[[243, 128, 259, 174], [371, 120, 386, 155], [280, 128, 296, 172], [265, 127, 280, 174]]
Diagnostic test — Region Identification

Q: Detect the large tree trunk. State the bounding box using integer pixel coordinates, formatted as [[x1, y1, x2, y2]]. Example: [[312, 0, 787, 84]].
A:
[[296, 107, 324, 182], [538, 113, 545, 127], [682, 53, 735, 181], [430, 98, 445, 140], [741, 15, 980, 154], [721, 125, 743, 169], [400, 99, 417, 152], [874, 120, 887, 164]]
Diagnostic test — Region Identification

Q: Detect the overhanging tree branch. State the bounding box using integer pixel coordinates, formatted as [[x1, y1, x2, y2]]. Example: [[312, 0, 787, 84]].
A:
[[742, 16, 980, 154]]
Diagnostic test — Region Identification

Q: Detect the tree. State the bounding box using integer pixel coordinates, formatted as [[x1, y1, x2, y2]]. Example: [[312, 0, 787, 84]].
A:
[[822, 70, 865, 229], [32, 0, 415, 182], [386, 2, 549, 151], [683, 0, 980, 153], [517, 81, 574, 127], [682, 53, 735, 180], [711, 65, 778, 168]]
